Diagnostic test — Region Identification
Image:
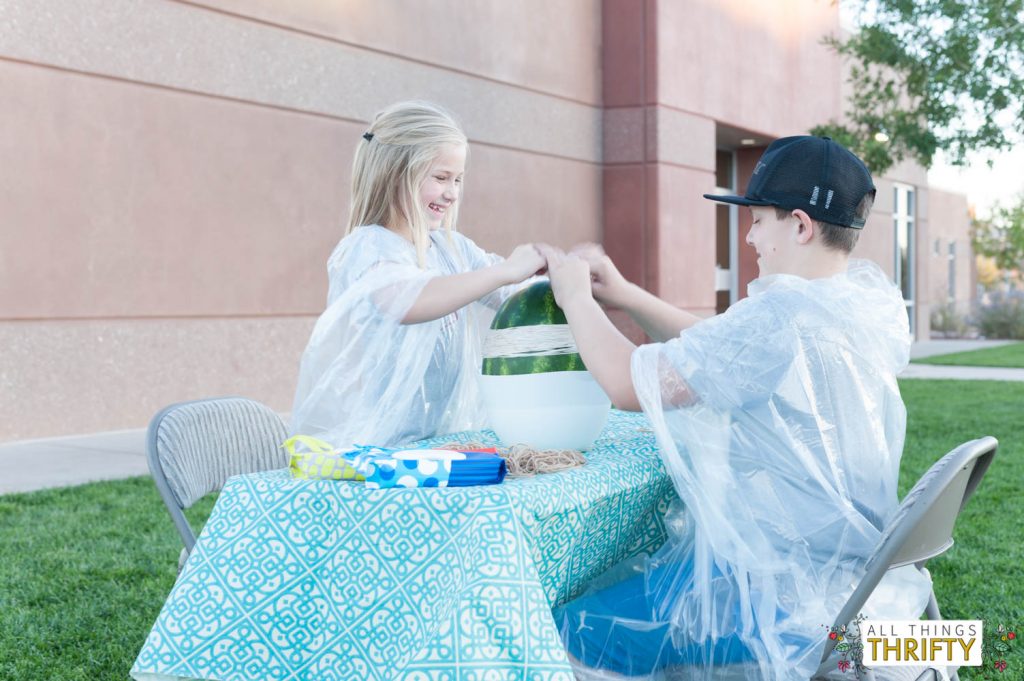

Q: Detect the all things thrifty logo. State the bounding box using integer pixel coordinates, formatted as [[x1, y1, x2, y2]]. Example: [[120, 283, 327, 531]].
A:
[[862, 621, 983, 667], [825, 619, 1018, 676]]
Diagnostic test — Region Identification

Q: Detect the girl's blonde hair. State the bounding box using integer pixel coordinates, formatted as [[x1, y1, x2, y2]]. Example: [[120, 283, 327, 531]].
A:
[[347, 101, 468, 265]]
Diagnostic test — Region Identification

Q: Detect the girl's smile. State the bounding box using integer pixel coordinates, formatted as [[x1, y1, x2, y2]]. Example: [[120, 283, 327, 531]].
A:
[[420, 143, 466, 228]]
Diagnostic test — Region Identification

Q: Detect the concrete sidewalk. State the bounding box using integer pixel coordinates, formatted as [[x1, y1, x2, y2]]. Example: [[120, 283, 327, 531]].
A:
[[900, 363, 1024, 380], [902, 339, 1024, 380], [908, 339, 1018, 359], [2, 340, 1021, 496], [0, 428, 148, 495]]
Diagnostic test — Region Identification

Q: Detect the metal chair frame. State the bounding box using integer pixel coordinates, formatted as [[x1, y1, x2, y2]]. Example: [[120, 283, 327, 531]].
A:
[[146, 396, 289, 569]]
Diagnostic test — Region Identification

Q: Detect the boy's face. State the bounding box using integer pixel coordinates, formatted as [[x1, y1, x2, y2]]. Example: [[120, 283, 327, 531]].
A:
[[419, 143, 466, 229], [746, 206, 799, 277]]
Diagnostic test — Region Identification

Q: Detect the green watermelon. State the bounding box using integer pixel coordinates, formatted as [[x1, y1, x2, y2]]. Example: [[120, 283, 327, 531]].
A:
[[481, 281, 587, 376]]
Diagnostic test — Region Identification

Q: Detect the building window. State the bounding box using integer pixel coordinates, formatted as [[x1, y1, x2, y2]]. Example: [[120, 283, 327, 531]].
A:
[[948, 240, 956, 302], [893, 184, 916, 333], [934, 238, 941, 256], [714, 149, 737, 314]]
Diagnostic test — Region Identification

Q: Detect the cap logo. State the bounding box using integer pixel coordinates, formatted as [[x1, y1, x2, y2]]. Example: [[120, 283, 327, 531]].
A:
[[753, 161, 766, 175], [809, 186, 820, 206], [825, 189, 834, 210]]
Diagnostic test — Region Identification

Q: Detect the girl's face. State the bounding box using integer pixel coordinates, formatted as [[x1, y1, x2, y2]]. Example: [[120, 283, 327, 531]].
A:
[[419, 144, 466, 229]]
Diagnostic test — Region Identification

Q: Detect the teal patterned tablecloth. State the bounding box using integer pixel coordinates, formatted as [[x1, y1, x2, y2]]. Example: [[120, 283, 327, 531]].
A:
[[131, 411, 676, 681]]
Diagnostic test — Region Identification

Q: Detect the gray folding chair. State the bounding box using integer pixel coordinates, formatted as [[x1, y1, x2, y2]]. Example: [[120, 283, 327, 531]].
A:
[[813, 436, 998, 681], [147, 397, 289, 571]]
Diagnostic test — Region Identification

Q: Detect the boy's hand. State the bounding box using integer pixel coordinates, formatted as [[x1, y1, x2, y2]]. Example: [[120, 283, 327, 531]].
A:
[[569, 242, 631, 307], [502, 244, 546, 284], [537, 244, 593, 311]]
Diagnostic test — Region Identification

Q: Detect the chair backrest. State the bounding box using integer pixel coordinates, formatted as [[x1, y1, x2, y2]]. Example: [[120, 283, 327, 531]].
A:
[[147, 397, 289, 552], [819, 436, 997, 667]]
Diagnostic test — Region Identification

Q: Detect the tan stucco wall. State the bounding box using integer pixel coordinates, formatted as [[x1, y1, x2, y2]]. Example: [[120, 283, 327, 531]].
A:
[[0, 0, 602, 441], [927, 189, 975, 319], [0, 0, 973, 441], [656, 0, 842, 137], [601, 0, 846, 320]]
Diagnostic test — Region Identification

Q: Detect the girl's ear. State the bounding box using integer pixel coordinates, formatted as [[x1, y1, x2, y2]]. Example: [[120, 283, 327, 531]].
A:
[[791, 209, 815, 245]]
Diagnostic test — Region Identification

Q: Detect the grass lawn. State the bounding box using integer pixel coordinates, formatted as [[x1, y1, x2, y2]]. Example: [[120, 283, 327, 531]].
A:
[[1, 379, 1021, 680], [913, 342, 1024, 368], [0, 482, 216, 681], [898, 380, 1024, 681]]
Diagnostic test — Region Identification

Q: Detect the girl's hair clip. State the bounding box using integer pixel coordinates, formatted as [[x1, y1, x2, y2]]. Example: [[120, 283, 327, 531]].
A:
[[362, 132, 374, 142]]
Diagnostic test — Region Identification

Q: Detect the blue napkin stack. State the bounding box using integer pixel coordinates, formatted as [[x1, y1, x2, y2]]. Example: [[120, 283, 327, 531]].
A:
[[447, 451, 507, 487]]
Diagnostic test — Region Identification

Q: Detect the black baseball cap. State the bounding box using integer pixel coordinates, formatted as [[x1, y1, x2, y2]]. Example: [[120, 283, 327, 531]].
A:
[[703, 136, 875, 229]]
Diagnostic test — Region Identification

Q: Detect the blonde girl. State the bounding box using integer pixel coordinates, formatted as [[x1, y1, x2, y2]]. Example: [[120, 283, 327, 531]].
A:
[[291, 101, 545, 448]]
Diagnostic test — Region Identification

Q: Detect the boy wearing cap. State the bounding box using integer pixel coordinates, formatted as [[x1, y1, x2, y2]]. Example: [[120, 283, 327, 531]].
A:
[[541, 137, 930, 680]]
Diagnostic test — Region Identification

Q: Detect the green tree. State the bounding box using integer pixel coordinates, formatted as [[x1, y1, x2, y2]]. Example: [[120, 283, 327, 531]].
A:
[[813, 0, 1024, 174], [972, 197, 1024, 272]]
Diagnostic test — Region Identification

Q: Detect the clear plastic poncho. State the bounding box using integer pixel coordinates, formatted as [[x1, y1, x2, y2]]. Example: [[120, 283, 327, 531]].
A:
[[555, 259, 934, 681], [290, 225, 512, 450]]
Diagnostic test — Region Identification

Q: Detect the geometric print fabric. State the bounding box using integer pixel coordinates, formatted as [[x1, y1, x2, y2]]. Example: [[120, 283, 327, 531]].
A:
[[132, 411, 675, 681]]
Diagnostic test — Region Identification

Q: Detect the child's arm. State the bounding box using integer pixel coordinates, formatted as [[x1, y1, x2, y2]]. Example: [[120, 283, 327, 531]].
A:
[[571, 243, 703, 342], [540, 245, 641, 411], [401, 244, 545, 324]]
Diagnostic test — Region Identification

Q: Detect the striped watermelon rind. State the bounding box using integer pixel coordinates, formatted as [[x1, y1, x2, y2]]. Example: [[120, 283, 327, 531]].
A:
[[481, 352, 585, 376], [489, 281, 567, 329], [482, 281, 586, 376]]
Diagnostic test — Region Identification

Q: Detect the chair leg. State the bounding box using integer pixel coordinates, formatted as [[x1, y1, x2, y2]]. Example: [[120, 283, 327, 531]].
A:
[[917, 567, 943, 621], [917, 568, 957, 681], [922, 585, 958, 681], [924, 590, 943, 621]]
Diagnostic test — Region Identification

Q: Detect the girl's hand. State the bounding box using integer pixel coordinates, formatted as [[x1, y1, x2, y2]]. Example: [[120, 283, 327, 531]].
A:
[[568, 242, 631, 307], [502, 244, 546, 284], [537, 244, 593, 311]]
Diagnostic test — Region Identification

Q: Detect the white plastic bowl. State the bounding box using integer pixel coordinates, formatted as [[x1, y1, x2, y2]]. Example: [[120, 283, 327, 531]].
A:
[[479, 370, 611, 451]]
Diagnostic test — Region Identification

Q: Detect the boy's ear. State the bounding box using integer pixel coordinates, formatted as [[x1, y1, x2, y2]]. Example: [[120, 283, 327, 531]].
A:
[[791, 209, 815, 245]]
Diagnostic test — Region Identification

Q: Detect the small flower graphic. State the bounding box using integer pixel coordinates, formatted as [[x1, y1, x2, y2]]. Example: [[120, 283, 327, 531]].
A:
[[822, 615, 866, 675], [980, 623, 1019, 678]]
